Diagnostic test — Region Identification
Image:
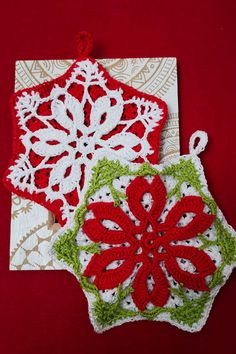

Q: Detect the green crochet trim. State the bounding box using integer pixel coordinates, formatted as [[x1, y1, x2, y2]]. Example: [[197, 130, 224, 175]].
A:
[[53, 157, 236, 330]]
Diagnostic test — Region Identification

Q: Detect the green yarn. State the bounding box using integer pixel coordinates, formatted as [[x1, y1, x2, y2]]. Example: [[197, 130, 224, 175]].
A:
[[109, 184, 127, 206], [53, 229, 79, 269], [216, 220, 236, 265], [161, 158, 203, 198], [170, 284, 189, 303], [141, 307, 166, 320], [208, 264, 225, 289], [74, 205, 87, 230], [53, 157, 236, 329], [140, 285, 209, 325], [200, 194, 217, 214], [198, 234, 218, 250], [78, 242, 101, 254], [199, 218, 236, 289], [93, 299, 137, 327], [134, 162, 158, 176], [170, 293, 209, 327], [93, 286, 136, 327], [80, 275, 100, 301], [87, 158, 131, 195]]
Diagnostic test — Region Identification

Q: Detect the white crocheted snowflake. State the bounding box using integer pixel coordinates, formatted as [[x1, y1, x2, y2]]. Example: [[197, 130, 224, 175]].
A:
[[5, 58, 167, 224]]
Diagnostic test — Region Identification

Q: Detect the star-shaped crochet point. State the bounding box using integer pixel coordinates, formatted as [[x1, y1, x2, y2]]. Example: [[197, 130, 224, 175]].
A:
[[53, 156, 236, 333], [4, 58, 167, 225]]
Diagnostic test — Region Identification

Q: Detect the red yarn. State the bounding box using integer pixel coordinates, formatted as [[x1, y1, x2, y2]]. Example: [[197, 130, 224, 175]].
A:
[[4, 58, 168, 226], [76, 31, 93, 57], [82, 176, 216, 311]]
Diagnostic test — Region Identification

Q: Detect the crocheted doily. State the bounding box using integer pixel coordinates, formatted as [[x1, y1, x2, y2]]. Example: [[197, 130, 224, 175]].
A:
[[4, 36, 167, 225], [52, 131, 236, 333]]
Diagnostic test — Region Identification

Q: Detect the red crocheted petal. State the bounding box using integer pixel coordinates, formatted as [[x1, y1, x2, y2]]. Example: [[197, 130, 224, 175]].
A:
[[165, 245, 216, 291], [132, 264, 170, 311], [83, 248, 136, 290], [126, 176, 166, 227], [82, 218, 130, 244], [164, 196, 215, 241], [87, 202, 136, 235]]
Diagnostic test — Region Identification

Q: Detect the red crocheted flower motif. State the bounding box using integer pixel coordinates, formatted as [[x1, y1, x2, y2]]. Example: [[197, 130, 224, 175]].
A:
[[4, 58, 167, 225], [82, 176, 216, 311]]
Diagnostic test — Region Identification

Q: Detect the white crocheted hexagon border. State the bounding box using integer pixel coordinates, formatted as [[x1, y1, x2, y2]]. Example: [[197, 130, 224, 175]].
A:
[[50, 131, 236, 333]]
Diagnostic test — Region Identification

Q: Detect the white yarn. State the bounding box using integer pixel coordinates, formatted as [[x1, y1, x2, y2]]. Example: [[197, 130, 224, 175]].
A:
[[51, 133, 236, 333], [189, 130, 208, 155], [8, 59, 165, 222]]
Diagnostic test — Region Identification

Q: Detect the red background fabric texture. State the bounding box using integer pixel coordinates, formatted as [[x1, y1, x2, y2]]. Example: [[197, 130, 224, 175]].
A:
[[0, 1, 235, 353]]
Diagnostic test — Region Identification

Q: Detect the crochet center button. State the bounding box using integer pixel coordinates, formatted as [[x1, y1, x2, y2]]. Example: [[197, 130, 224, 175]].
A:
[[139, 231, 170, 264], [77, 136, 95, 154], [141, 232, 166, 252]]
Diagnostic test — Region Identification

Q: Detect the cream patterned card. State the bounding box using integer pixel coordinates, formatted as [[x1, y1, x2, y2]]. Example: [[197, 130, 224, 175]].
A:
[[10, 58, 179, 270]]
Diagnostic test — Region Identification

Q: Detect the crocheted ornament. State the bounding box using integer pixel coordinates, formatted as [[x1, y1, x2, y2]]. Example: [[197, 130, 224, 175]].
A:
[[4, 33, 168, 225], [52, 131, 236, 333]]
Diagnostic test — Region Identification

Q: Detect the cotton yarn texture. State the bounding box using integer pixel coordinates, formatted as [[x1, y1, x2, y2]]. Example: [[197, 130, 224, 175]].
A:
[[4, 33, 235, 334], [4, 57, 167, 225], [52, 131, 236, 333]]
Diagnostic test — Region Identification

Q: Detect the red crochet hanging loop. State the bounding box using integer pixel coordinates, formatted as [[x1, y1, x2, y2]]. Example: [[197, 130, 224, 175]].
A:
[[76, 31, 93, 57]]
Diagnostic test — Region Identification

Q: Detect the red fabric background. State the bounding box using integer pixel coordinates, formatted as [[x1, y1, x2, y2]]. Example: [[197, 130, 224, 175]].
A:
[[0, 1, 235, 353]]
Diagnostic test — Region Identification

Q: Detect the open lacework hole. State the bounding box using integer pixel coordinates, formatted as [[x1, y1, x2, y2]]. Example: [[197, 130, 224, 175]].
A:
[[101, 220, 122, 231], [141, 192, 153, 211], [177, 212, 196, 226], [48, 211, 60, 231], [106, 260, 125, 270], [176, 258, 197, 273], [192, 136, 201, 150], [146, 274, 155, 293]]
